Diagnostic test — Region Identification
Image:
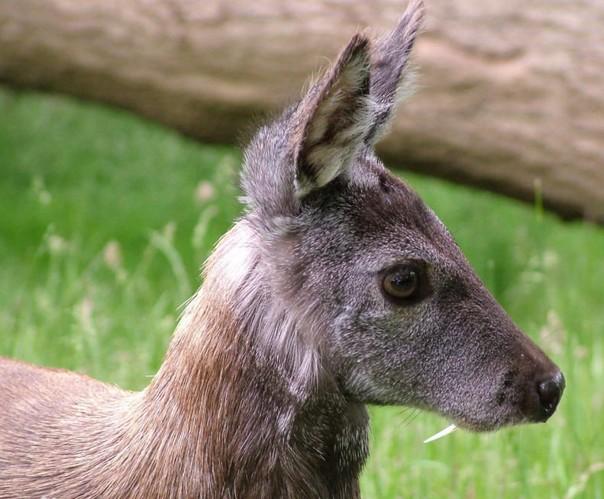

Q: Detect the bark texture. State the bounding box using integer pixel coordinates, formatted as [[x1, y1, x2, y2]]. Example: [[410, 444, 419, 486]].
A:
[[1, 0, 603, 221]]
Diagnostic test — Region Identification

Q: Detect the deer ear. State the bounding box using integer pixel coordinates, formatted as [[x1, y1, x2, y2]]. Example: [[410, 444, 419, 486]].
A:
[[293, 34, 373, 199], [366, 0, 424, 144]]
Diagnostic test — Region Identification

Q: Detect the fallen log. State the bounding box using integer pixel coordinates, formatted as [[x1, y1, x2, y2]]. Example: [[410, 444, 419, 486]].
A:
[[1, 0, 603, 221]]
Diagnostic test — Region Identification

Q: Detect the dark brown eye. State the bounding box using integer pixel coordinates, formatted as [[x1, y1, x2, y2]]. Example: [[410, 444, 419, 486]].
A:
[[382, 264, 421, 300]]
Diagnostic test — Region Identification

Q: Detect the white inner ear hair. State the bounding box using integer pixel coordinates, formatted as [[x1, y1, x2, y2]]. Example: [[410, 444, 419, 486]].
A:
[[296, 94, 377, 198]]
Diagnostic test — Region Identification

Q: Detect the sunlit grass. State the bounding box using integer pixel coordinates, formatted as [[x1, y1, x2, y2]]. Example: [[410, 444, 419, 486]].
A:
[[1, 87, 603, 498]]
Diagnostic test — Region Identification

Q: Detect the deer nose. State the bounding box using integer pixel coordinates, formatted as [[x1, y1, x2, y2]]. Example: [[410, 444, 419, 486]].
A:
[[536, 371, 565, 420]]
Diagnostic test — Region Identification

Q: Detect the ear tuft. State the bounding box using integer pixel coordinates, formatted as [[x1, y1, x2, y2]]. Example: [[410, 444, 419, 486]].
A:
[[293, 34, 374, 198], [366, 0, 425, 144]]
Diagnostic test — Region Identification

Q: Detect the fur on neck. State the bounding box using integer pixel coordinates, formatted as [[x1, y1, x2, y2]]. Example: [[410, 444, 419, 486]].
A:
[[140, 220, 369, 498]]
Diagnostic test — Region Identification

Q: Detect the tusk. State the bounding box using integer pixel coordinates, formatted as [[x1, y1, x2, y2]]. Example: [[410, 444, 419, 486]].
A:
[[423, 424, 457, 444]]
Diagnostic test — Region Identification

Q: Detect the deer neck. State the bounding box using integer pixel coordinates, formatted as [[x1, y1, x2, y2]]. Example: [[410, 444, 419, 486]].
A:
[[139, 221, 370, 497]]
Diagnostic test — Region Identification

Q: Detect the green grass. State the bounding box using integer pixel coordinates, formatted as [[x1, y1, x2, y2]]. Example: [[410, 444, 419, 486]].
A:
[[1, 86, 603, 498]]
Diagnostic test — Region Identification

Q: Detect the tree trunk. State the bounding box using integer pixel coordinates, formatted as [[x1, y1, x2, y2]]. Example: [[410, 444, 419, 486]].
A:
[[1, 0, 603, 222]]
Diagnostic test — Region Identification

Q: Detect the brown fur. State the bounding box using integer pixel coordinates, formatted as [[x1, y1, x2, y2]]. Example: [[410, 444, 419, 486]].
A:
[[0, 253, 365, 498]]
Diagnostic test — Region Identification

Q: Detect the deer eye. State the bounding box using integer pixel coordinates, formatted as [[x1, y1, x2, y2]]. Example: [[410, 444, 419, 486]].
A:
[[382, 264, 422, 301]]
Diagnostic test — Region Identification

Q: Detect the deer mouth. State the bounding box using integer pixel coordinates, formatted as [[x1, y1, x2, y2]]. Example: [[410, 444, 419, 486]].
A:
[[422, 415, 511, 442], [423, 413, 521, 443]]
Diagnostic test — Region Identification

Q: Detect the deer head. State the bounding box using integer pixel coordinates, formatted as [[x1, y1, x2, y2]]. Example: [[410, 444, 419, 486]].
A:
[[235, 0, 563, 433]]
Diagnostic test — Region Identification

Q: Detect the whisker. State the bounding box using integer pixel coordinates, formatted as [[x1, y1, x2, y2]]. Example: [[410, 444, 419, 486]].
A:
[[395, 407, 421, 429]]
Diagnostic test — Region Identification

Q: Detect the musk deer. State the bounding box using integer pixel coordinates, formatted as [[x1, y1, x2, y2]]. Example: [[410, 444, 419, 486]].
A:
[[0, 1, 564, 497]]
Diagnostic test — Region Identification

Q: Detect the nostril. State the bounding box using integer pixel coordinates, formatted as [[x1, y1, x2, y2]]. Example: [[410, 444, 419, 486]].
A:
[[537, 372, 565, 419]]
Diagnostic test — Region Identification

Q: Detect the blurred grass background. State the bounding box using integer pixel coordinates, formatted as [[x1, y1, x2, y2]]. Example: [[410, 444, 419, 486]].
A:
[[1, 86, 602, 498]]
